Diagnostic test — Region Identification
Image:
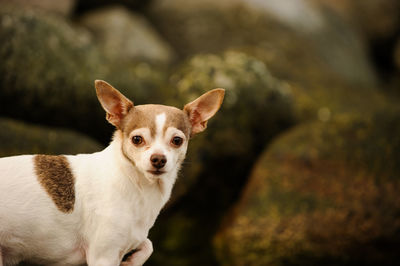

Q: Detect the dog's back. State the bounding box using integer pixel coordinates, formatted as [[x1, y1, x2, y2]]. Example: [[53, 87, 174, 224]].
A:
[[0, 155, 86, 265]]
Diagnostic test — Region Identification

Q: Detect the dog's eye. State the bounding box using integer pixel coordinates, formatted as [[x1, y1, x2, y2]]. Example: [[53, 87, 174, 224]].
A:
[[132, 135, 144, 145], [171, 136, 183, 147]]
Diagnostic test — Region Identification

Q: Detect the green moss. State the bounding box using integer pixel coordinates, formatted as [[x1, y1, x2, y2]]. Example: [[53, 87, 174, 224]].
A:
[[149, 0, 376, 86], [215, 110, 400, 265]]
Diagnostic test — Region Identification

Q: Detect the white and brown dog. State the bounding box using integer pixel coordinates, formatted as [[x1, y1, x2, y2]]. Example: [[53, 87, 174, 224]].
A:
[[0, 80, 224, 266]]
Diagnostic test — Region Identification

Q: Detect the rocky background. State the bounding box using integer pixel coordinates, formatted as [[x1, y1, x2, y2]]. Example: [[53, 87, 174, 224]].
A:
[[1, 0, 399, 265]]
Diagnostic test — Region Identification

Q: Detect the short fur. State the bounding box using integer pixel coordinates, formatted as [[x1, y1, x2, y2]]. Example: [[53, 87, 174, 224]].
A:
[[34, 155, 75, 213], [0, 80, 224, 266]]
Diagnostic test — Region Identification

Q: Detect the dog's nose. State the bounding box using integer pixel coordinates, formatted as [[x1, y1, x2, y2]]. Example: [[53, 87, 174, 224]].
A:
[[150, 154, 167, 169]]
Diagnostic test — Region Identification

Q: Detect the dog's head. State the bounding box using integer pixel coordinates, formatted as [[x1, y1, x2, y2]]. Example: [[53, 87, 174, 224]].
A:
[[95, 80, 224, 181]]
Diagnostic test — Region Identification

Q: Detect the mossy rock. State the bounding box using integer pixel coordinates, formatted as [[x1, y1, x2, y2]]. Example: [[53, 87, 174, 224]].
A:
[[165, 50, 384, 203], [0, 0, 76, 16], [148, 0, 376, 87], [79, 6, 176, 65], [0, 6, 167, 143], [317, 0, 400, 40], [0, 118, 103, 156], [214, 109, 400, 266], [148, 51, 295, 265], [75, 0, 151, 14], [166, 51, 295, 204], [149, 0, 388, 125]]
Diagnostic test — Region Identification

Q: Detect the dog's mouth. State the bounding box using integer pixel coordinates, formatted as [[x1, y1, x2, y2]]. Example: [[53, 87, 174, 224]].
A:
[[147, 170, 166, 176]]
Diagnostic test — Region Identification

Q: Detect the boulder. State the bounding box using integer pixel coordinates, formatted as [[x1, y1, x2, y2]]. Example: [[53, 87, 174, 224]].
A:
[[79, 6, 175, 65], [0, 6, 167, 143], [310, 0, 400, 82], [148, 0, 377, 86], [167, 51, 295, 204], [313, 0, 400, 40], [288, 75, 388, 123], [391, 38, 400, 95], [394, 38, 400, 74], [0, 0, 76, 17], [214, 109, 400, 266], [0, 118, 103, 157], [75, 0, 151, 14]]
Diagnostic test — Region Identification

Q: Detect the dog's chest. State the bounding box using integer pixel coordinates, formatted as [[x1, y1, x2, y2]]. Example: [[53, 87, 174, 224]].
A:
[[115, 186, 165, 250], [132, 186, 164, 229]]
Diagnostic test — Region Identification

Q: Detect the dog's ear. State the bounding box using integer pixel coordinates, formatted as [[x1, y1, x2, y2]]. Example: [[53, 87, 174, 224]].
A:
[[184, 89, 225, 136], [95, 80, 133, 128]]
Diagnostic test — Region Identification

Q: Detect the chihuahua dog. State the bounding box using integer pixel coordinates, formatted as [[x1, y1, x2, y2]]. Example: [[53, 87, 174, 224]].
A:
[[0, 80, 224, 266]]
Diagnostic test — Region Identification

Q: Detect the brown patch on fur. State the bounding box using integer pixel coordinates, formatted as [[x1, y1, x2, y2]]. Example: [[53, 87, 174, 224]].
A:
[[34, 155, 75, 213], [122, 104, 191, 138], [164, 109, 192, 138]]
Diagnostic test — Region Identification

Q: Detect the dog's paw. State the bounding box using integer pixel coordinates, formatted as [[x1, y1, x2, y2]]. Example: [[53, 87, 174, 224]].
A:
[[120, 239, 153, 266]]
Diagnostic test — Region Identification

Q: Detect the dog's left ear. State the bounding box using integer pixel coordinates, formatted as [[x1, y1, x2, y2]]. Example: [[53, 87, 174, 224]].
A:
[[95, 80, 134, 128], [184, 88, 225, 136]]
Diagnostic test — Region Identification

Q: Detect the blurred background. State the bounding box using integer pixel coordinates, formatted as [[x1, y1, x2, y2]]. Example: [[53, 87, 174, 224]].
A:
[[1, 0, 400, 265]]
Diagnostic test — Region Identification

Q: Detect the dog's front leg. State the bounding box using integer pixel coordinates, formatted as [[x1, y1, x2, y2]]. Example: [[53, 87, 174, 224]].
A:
[[86, 244, 122, 266], [87, 253, 121, 266], [121, 239, 153, 266]]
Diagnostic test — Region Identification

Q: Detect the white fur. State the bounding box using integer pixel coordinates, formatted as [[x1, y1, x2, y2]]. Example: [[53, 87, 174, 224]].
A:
[[0, 125, 186, 266], [155, 113, 166, 137]]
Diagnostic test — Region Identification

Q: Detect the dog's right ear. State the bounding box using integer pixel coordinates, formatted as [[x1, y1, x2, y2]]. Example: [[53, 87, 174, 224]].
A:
[[95, 80, 133, 128]]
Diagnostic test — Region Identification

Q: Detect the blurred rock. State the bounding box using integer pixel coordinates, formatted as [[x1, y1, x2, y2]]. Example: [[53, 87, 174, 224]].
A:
[[310, 0, 400, 81], [0, 118, 103, 156], [148, 0, 377, 86], [148, 51, 295, 265], [215, 110, 400, 266], [391, 38, 400, 95], [0, 6, 167, 143], [395, 38, 400, 71], [0, 0, 76, 16], [75, 0, 151, 14], [312, 0, 400, 40], [80, 6, 175, 65], [168, 51, 294, 205], [288, 75, 388, 123]]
